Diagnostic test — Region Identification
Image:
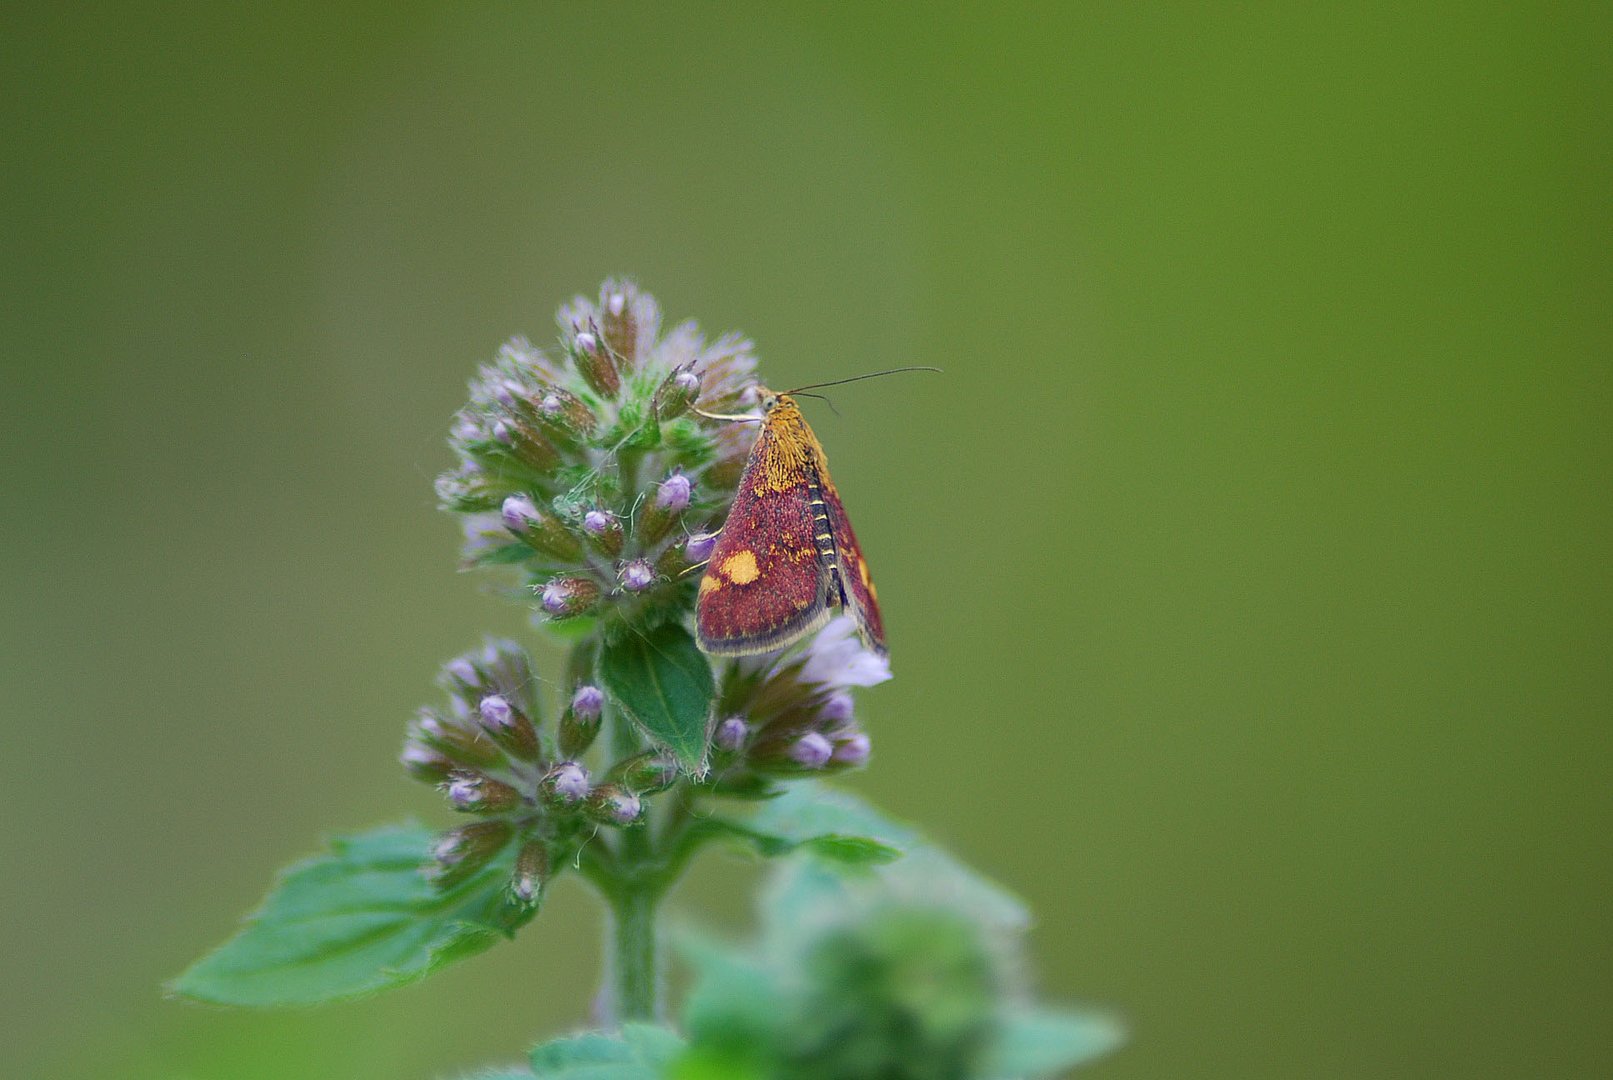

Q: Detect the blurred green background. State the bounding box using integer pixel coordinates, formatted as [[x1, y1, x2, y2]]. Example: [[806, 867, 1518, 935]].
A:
[[4, 3, 1609, 1078]]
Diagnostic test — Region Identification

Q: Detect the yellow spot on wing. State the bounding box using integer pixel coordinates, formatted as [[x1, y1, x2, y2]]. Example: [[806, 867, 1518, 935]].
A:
[[699, 576, 721, 597], [720, 549, 760, 585], [859, 559, 872, 590]]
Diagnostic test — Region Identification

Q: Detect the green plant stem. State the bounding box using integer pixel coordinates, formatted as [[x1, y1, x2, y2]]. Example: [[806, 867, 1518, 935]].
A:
[[607, 878, 660, 1022], [602, 702, 661, 1022]]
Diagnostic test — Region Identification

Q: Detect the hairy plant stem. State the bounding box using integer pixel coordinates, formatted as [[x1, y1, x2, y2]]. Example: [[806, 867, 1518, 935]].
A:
[[602, 703, 662, 1022], [606, 874, 660, 1022]]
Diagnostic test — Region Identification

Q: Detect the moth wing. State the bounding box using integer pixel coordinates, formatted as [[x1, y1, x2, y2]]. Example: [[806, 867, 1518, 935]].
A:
[[697, 427, 833, 656], [819, 477, 887, 655]]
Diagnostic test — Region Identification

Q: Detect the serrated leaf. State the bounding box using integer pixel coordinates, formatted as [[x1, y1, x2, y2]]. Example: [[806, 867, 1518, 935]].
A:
[[171, 823, 532, 1006], [601, 622, 714, 773], [983, 1006, 1126, 1077], [529, 1023, 684, 1079]]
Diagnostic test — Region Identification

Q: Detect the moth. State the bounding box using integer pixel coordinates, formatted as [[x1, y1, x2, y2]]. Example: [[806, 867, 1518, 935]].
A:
[[696, 390, 890, 660], [695, 386, 889, 658]]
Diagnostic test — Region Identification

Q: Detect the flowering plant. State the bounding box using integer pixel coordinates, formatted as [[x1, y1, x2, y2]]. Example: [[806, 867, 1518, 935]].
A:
[[174, 282, 1121, 1078]]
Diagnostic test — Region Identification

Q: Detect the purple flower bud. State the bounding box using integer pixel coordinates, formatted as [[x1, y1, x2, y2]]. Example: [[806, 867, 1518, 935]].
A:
[[654, 365, 701, 419], [607, 292, 626, 317], [477, 693, 540, 761], [714, 716, 749, 752], [542, 761, 590, 805], [657, 473, 692, 513], [494, 379, 522, 408], [832, 732, 871, 767], [587, 786, 643, 826], [788, 731, 834, 769], [619, 559, 656, 592], [490, 419, 514, 445], [575, 330, 598, 354], [539, 392, 563, 416], [478, 694, 512, 728], [501, 493, 540, 533], [571, 684, 604, 719], [540, 577, 600, 617], [444, 773, 485, 810], [510, 839, 549, 906], [400, 742, 452, 782], [584, 509, 614, 535], [451, 414, 484, 442], [428, 820, 513, 887], [446, 658, 479, 686], [685, 532, 718, 563], [818, 691, 855, 727], [604, 790, 641, 824]]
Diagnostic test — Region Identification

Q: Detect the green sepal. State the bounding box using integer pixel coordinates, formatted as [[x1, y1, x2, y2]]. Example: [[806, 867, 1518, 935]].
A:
[[170, 823, 533, 1007], [600, 621, 715, 774]]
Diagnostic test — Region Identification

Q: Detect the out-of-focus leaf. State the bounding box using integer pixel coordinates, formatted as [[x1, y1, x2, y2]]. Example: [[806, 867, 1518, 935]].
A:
[[528, 1022, 684, 1079], [983, 1006, 1126, 1077]]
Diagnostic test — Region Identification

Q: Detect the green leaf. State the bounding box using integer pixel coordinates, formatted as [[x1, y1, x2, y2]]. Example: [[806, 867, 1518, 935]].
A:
[[752, 784, 1030, 964], [601, 621, 714, 773], [678, 934, 787, 1046], [529, 1023, 685, 1079], [171, 823, 532, 1006], [983, 1006, 1126, 1078], [696, 817, 900, 866]]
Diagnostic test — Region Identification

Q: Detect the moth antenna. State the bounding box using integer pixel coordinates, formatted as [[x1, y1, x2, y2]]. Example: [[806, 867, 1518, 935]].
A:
[[782, 365, 942, 394], [791, 391, 841, 417]]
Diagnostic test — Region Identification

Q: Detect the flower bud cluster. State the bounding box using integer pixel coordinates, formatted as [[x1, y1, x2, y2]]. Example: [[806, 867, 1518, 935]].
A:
[[438, 279, 761, 636], [400, 639, 677, 903], [707, 617, 889, 795]]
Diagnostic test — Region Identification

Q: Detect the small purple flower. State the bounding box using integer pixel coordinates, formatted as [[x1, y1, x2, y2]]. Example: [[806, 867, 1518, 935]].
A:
[[490, 419, 514, 445], [714, 716, 749, 752], [539, 392, 564, 416], [619, 559, 657, 592], [832, 732, 871, 767], [571, 684, 605, 719], [818, 691, 855, 727], [575, 330, 598, 354], [544, 762, 590, 804], [789, 732, 834, 769], [445, 657, 479, 686], [657, 472, 691, 513], [672, 367, 700, 396], [583, 509, 615, 536], [801, 616, 892, 689], [607, 292, 626, 318], [501, 493, 540, 533], [685, 532, 718, 563]]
